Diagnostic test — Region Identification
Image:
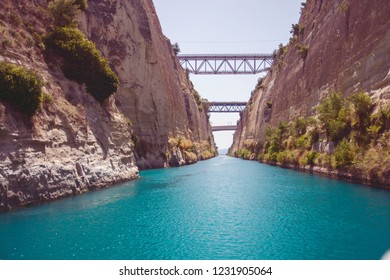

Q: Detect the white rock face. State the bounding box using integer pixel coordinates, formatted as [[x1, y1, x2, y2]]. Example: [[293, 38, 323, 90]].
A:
[[0, 75, 140, 210], [78, 0, 216, 169]]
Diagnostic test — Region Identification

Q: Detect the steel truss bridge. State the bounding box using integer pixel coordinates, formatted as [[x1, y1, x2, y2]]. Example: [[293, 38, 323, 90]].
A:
[[178, 53, 272, 131], [208, 101, 247, 113], [178, 53, 273, 75]]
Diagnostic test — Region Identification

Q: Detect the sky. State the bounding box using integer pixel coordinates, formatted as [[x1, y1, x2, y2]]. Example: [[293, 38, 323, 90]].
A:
[[152, 0, 304, 149]]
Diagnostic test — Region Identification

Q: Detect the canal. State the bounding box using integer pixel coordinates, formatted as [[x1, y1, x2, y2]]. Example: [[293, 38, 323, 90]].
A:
[[1, 156, 390, 259]]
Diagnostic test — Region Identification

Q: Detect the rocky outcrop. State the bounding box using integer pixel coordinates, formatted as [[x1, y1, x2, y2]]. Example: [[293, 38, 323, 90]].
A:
[[230, 0, 390, 186], [0, 94, 139, 209], [0, 0, 216, 211]]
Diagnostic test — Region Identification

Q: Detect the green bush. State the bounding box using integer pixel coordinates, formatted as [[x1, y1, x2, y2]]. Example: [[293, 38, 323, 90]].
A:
[[239, 149, 251, 159], [306, 151, 319, 165], [277, 43, 288, 57], [327, 117, 349, 142], [276, 151, 288, 164], [290, 23, 305, 36], [292, 116, 307, 136], [295, 134, 312, 149], [49, 0, 80, 27], [318, 92, 342, 122], [295, 44, 309, 59], [0, 62, 43, 116], [265, 126, 281, 153], [172, 42, 180, 56], [349, 92, 372, 144], [335, 138, 354, 168], [46, 27, 119, 102], [278, 121, 290, 138], [370, 102, 390, 134], [75, 0, 88, 10], [350, 92, 372, 123], [317, 92, 350, 142]]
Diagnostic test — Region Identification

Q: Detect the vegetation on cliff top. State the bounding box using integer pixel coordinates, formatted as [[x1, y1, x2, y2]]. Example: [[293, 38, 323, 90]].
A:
[[0, 62, 43, 116], [234, 92, 390, 184]]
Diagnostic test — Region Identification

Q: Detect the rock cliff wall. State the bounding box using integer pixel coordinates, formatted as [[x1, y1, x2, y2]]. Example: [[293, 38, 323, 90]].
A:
[[230, 0, 390, 186], [0, 0, 216, 211], [78, 0, 216, 169]]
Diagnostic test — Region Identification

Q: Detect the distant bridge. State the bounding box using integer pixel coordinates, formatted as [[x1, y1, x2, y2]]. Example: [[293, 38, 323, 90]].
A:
[[178, 54, 273, 75], [208, 101, 247, 113], [178, 53, 270, 132], [212, 125, 237, 132]]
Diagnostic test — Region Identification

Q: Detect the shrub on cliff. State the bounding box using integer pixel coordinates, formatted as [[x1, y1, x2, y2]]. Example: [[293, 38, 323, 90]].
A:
[[75, 0, 88, 10], [295, 44, 309, 59], [317, 92, 351, 142], [291, 116, 308, 136], [349, 91, 373, 145], [369, 102, 390, 138], [290, 23, 304, 36], [49, 0, 89, 27], [306, 150, 319, 166], [334, 138, 354, 168], [49, 0, 80, 27], [172, 42, 180, 56], [0, 62, 43, 116], [264, 126, 282, 155], [45, 27, 119, 102]]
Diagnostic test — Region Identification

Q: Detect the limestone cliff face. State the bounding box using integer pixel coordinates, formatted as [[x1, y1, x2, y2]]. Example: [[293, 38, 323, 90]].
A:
[[230, 0, 390, 152], [0, 0, 139, 211], [0, 0, 215, 211], [78, 0, 216, 169]]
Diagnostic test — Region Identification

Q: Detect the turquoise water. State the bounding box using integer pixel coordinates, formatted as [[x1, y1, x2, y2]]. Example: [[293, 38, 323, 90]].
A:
[[1, 156, 390, 260]]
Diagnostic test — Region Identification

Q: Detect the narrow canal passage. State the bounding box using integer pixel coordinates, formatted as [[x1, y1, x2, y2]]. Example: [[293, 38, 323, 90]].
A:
[[1, 156, 390, 260]]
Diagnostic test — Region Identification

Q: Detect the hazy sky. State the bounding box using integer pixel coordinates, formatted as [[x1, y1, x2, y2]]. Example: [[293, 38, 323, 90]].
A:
[[152, 0, 303, 149]]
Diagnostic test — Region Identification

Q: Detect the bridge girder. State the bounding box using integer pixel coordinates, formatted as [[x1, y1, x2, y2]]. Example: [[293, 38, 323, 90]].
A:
[[212, 125, 237, 132], [208, 101, 247, 113], [178, 54, 273, 75]]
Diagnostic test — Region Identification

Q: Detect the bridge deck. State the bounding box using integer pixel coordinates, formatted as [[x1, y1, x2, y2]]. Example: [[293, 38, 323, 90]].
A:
[[212, 125, 237, 132]]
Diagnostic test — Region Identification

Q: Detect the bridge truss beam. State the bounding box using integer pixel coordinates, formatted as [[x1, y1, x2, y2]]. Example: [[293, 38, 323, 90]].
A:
[[208, 101, 247, 113], [212, 125, 237, 132], [178, 54, 273, 75]]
